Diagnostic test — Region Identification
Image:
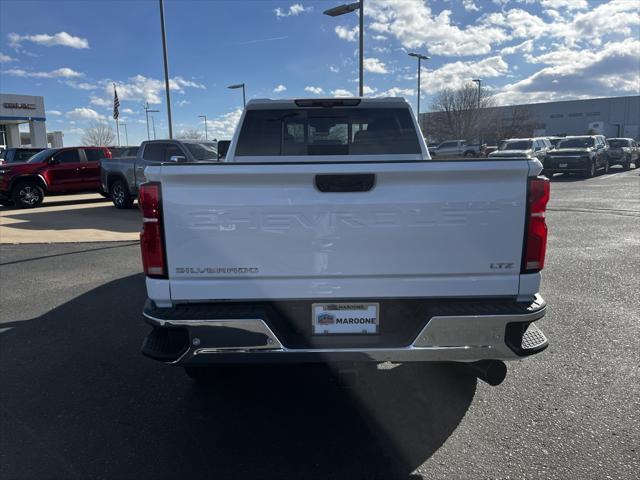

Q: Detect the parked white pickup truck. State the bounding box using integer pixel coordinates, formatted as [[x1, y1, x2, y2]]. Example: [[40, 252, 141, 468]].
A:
[[139, 98, 550, 386]]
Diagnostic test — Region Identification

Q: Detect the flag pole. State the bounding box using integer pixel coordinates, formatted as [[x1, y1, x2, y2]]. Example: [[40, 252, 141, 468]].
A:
[[113, 83, 121, 146]]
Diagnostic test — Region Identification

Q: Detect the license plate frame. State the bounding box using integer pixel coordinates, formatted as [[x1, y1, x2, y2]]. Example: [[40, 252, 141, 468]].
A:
[[312, 302, 379, 335]]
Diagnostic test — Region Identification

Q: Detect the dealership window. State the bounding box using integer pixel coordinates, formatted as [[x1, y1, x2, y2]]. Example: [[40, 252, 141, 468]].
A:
[[550, 114, 563, 118], [568, 113, 583, 117], [586, 112, 601, 116], [0, 125, 6, 148]]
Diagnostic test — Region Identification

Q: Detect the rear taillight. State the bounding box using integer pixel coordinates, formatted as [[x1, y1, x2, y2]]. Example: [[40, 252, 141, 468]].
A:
[[139, 182, 166, 278], [522, 177, 550, 273]]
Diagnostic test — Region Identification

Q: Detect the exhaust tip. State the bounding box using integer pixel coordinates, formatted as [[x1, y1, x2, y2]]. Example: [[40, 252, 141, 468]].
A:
[[465, 360, 507, 386]]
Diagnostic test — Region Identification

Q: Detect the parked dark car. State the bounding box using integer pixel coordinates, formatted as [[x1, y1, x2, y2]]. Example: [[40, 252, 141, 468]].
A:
[[545, 135, 609, 178], [0, 147, 44, 165], [101, 139, 217, 208], [108, 146, 139, 158], [606, 138, 639, 170], [0, 146, 112, 208]]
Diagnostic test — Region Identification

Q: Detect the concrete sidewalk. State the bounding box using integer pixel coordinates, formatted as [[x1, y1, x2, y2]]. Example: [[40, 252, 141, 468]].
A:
[[0, 194, 140, 243]]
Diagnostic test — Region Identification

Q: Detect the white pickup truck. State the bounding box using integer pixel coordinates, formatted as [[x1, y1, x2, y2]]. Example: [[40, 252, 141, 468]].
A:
[[139, 98, 550, 386]]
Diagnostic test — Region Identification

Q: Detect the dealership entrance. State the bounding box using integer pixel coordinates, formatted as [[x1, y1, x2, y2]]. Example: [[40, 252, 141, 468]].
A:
[[0, 93, 48, 149]]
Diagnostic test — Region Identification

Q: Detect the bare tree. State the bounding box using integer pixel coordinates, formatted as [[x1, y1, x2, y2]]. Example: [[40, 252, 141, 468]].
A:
[[82, 122, 116, 146], [425, 84, 495, 144], [177, 128, 204, 140], [481, 105, 542, 144]]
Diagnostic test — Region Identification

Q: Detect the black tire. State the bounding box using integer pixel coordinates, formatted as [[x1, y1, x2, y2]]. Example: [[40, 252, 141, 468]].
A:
[[11, 181, 44, 208], [586, 160, 596, 178], [622, 160, 630, 170], [110, 179, 134, 209], [464, 151, 475, 158], [99, 191, 111, 198], [603, 159, 610, 174]]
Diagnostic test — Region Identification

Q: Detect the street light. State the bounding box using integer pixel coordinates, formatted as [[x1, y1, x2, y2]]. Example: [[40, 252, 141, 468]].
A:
[[228, 83, 246, 107], [324, 1, 363, 97], [472, 78, 482, 110], [144, 103, 159, 140], [198, 115, 208, 140], [472, 78, 482, 145], [151, 115, 157, 140], [120, 122, 129, 145], [158, 0, 173, 138], [408, 52, 429, 118]]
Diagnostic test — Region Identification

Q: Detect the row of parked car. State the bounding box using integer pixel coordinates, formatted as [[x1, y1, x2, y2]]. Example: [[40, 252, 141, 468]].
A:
[[429, 135, 640, 177], [1, 134, 637, 208], [0, 139, 226, 208]]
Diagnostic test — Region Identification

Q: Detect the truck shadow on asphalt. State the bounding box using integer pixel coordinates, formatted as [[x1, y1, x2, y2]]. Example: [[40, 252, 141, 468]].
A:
[[0, 274, 476, 480], [0, 203, 140, 234]]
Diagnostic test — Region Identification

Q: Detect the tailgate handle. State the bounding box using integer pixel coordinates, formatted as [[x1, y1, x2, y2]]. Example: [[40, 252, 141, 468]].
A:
[[315, 174, 375, 193]]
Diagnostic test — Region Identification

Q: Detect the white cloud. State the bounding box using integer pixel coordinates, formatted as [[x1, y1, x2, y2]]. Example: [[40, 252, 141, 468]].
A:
[[500, 39, 535, 55], [46, 110, 62, 116], [66, 80, 97, 90], [371, 35, 388, 41], [378, 87, 415, 98], [331, 88, 353, 97], [363, 85, 378, 95], [2, 67, 83, 78], [462, 0, 480, 12], [207, 108, 243, 139], [363, 57, 389, 74], [176, 100, 190, 107], [421, 55, 509, 93], [335, 25, 358, 42], [106, 74, 204, 104], [121, 108, 134, 114], [273, 84, 287, 93], [0, 52, 15, 62], [304, 86, 325, 94], [329, 64, 340, 73], [275, 4, 313, 18], [540, 0, 587, 10], [364, 0, 511, 56], [495, 38, 640, 104], [90, 96, 111, 107], [66, 107, 105, 121], [8, 31, 89, 49]]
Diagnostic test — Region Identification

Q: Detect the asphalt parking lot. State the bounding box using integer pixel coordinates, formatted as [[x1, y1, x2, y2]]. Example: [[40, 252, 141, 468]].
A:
[[1, 168, 639, 479]]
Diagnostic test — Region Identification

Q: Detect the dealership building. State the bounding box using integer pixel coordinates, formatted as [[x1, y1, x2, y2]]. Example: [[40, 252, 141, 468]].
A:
[[0, 93, 63, 149], [420, 95, 640, 141]]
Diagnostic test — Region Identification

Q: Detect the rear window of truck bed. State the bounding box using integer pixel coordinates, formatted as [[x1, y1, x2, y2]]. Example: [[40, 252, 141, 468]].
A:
[[235, 108, 421, 156]]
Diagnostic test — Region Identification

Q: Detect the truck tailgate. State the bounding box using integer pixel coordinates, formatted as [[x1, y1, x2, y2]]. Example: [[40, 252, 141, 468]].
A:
[[152, 161, 529, 300]]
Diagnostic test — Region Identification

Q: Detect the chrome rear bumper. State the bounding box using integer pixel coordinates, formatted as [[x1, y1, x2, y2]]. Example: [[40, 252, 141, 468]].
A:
[[142, 295, 548, 365]]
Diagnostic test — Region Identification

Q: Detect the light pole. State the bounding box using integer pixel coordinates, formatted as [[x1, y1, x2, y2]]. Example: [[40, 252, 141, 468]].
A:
[[324, 1, 363, 97], [472, 78, 482, 145], [228, 83, 246, 107], [144, 103, 159, 140], [151, 115, 157, 140], [408, 52, 429, 118], [472, 78, 482, 110], [158, 0, 173, 138], [198, 115, 208, 140], [120, 122, 129, 145]]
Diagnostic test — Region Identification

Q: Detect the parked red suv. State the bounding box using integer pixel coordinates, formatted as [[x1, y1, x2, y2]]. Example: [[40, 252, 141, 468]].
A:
[[0, 146, 111, 208]]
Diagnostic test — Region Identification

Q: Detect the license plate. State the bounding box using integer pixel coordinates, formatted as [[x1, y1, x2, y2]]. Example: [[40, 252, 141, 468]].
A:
[[312, 303, 379, 335], [559, 163, 568, 168]]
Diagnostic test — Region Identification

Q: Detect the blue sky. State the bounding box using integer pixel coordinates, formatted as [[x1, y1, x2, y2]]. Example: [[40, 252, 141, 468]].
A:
[[1, 0, 638, 145]]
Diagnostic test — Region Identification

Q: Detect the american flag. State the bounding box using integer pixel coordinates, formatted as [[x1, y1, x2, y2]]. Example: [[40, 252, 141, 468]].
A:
[[113, 84, 120, 120]]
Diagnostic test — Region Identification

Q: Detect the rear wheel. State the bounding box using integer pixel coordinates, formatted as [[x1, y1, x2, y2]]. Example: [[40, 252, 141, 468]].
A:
[[11, 181, 44, 208], [464, 151, 475, 158], [586, 160, 596, 178], [110, 179, 134, 209], [622, 159, 630, 170], [603, 159, 610, 174]]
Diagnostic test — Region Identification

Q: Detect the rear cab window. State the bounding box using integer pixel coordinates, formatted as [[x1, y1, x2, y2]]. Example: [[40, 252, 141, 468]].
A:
[[84, 148, 107, 161], [234, 104, 421, 160]]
